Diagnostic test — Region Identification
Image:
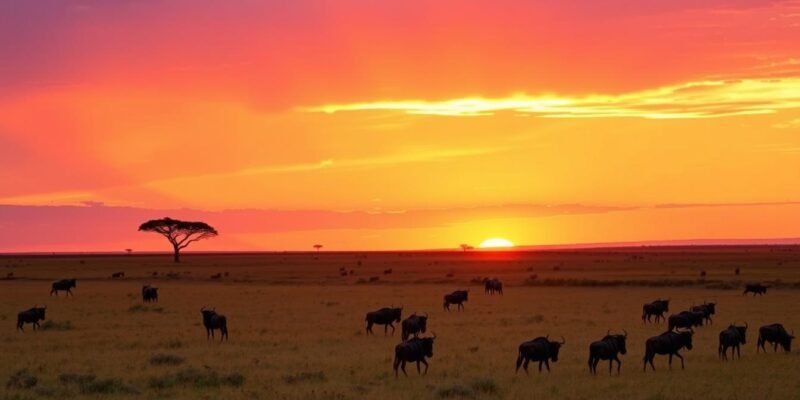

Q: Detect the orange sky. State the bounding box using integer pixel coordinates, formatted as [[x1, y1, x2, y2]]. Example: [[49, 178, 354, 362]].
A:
[[1, 0, 800, 252]]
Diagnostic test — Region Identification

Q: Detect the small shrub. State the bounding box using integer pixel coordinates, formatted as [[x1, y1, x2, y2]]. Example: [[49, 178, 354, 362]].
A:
[[59, 373, 96, 386], [40, 320, 73, 331], [470, 378, 499, 395], [128, 304, 164, 313], [149, 353, 184, 366], [59, 373, 138, 395], [158, 339, 183, 349], [283, 371, 326, 384], [149, 368, 245, 389], [7, 369, 37, 389], [437, 384, 474, 398]]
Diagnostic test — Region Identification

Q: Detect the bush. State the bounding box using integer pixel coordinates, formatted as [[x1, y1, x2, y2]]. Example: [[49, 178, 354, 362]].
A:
[[149, 353, 184, 366], [7, 369, 37, 389], [470, 378, 499, 395], [40, 320, 73, 331], [158, 339, 183, 349], [283, 371, 326, 384], [59, 373, 138, 395], [149, 368, 245, 389], [128, 304, 164, 313], [437, 384, 474, 398]]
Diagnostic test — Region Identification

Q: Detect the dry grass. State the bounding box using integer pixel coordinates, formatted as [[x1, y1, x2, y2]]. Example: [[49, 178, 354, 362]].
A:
[[2, 247, 800, 399]]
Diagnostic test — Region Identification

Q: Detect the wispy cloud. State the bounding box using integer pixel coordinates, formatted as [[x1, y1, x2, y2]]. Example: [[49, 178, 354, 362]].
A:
[[301, 79, 800, 119]]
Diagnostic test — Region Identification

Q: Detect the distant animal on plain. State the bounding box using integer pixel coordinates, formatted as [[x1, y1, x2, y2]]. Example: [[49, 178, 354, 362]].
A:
[[50, 279, 76, 297], [719, 323, 747, 360], [642, 299, 670, 323], [200, 307, 228, 342], [588, 330, 628, 375], [369, 276, 380, 282], [515, 336, 566, 374], [383, 268, 393, 274], [393, 334, 436, 377], [443, 290, 468, 311], [142, 285, 159, 303], [401, 313, 429, 341], [365, 307, 402, 336], [16, 306, 46, 332], [743, 283, 769, 296], [757, 323, 794, 353], [210, 273, 222, 280], [484, 278, 503, 295], [111, 272, 125, 278], [643, 329, 694, 371]]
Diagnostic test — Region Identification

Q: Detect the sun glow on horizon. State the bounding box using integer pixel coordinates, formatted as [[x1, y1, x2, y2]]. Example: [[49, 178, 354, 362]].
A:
[[479, 238, 515, 249]]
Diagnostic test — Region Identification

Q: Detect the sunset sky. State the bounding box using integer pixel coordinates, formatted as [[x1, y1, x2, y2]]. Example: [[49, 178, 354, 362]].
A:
[[2, 0, 800, 252]]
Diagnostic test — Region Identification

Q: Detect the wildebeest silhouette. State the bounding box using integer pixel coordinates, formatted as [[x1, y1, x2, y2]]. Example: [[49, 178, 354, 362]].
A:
[[668, 311, 704, 331], [401, 313, 428, 341], [50, 279, 76, 296], [484, 278, 503, 295], [642, 299, 670, 323], [643, 329, 694, 371], [757, 323, 794, 353], [743, 283, 769, 296], [443, 290, 468, 311], [111, 272, 125, 278], [719, 323, 747, 360], [690, 301, 716, 325], [588, 330, 628, 375], [200, 307, 228, 342], [142, 285, 159, 303], [17, 306, 46, 332], [515, 336, 566, 374], [393, 333, 436, 377], [365, 307, 402, 335]]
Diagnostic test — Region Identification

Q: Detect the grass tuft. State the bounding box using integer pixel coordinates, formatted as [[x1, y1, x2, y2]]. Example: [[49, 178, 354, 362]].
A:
[[148, 367, 245, 389], [128, 304, 164, 313], [149, 353, 185, 366], [283, 371, 326, 384], [40, 320, 73, 331], [59, 373, 138, 395], [7, 369, 38, 390]]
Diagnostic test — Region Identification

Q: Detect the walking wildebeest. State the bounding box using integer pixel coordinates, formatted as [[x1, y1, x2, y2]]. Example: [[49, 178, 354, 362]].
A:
[[401, 313, 429, 341], [643, 329, 694, 371], [111, 272, 125, 278], [690, 301, 716, 325], [743, 283, 769, 296], [200, 307, 228, 342], [484, 278, 503, 295], [365, 307, 402, 336], [393, 333, 436, 377], [757, 323, 795, 353], [50, 279, 76, 296], [668, 311, 703, 331], [515, 336, 566, 374], [443, 290, 468, 311], [588, 330, 628, 375], [16, 306, 46, 332], [142, 285, 159, 303], [719, 323, 747, 360], [642, 299, 670, 323]]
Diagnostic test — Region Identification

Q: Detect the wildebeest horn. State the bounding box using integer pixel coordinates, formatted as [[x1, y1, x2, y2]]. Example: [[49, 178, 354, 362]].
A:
[[559, 336, 566, 345], [432, 332, 437, 339], [744, 322, 748, 328], [623, 329, 628, 337], [546, 335, 550, 340], [607, 329, 611, 336]]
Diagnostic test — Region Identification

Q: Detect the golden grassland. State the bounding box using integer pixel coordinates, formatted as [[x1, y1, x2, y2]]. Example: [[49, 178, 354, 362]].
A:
[[2, 247, 800, 399]]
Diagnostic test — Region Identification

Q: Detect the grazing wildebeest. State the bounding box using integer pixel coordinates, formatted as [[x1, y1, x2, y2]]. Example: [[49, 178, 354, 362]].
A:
[[515, 336, 566, 374], [111, 272, 125, 278], [743, 283, 769, 296], [719, 323, 747, 360], [443, 290, 468, 311], [757, 324, 795, 353], [50, 279, 76, 296], [393, 333, 436, 377], [643, 329, 694, 371], [383, 268, 393, 275], [401, 313, 428, 341], [588, 330, 628, 375], [200, 307, 228, 342], [642, 299, 670, 323], [365, 307, 402, 335], [668, 311, 703, 331], [690, 301, 716, 325], [484, 278, 503, 295], [16, 306, 46, 332], [142, 285, 159, 303]]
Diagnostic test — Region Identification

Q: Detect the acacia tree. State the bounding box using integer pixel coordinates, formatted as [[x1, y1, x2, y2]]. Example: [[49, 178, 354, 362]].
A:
[[138, 217, 218, 263], [460, 244, 474, 252], [313, 244, 323, 252]]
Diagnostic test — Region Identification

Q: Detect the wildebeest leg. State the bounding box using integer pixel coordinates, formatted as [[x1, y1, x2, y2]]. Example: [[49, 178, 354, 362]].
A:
[[389, 323, 395, 335], [674, 352, 684, 369], [609, 359, 613, 375], [538, 361, 543, 372], [416, 361, 421, 374], [668, 353, 673, 369], [736, 344, 741, 359], [400, 361, 408, 377], [544, 360, 551, 372], [421, 359, 429, 375], [773, 342, 778, 352], [17, 323, 23, 332], [522, 358, 530, 374], [616, 358, 622, 375]]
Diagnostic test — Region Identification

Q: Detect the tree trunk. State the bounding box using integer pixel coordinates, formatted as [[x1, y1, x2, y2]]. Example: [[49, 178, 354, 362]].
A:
[[173, 246, 181, 263]]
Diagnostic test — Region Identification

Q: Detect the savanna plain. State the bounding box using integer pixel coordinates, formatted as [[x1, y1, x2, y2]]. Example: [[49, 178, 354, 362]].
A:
[[2, 246, 800, 400]]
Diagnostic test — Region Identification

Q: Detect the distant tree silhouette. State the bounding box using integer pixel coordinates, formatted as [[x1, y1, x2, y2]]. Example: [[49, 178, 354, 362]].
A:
[[313, 244, 323, 252], [138, 217, 218, 263], [125, 249, 133, 255], [460, 244, 474, 252]]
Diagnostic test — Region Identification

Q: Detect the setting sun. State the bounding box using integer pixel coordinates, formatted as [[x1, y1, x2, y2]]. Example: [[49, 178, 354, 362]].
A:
[[479, 238, 515, 249]]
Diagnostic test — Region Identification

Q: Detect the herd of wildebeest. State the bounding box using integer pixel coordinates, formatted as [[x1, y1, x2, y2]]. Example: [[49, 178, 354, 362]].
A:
[[14, 277, 795, 378]]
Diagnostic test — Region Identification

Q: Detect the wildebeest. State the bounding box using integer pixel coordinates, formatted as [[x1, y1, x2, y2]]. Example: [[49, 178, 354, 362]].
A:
[[383, 268, 393, 275], [393, 333, 436, 377], [142, 285, 159, 303], [757, 323, 795, 353], [16, 306, 46, 332], [515, 336, 566, 374], [484, 278, 503, 295], [690, 301, 716, 325], [50, 279, 76, 296], [588, 330, 628, 375], [668, 311, 704, 331], [365, 307, 402, 335], [210, 273, 222, 280], [718, 323, 747, 360], [743, 283, 769, 296], [200, 307, 228, 342], [401, 313, 428, 341], [111, 272, 125, 278], [443, 290, 468, 311], [642, 299, 670, 323], [643, 329, 694, 371]]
